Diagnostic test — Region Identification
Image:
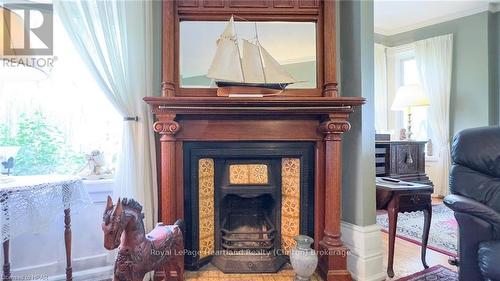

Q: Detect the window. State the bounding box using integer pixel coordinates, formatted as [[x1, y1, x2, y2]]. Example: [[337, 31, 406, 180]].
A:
[[400, 57, 429, 142], [0, 14, 122, 176], [376, 44, 433, 145], [402, 58, 419, 85]]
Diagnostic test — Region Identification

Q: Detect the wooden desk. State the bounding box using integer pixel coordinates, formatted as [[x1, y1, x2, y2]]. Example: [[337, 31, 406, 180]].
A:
[[376, 177, 433, 278]]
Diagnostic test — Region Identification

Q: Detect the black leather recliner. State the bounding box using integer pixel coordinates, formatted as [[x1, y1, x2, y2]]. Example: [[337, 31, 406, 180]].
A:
[[444, 126, 500, 281]]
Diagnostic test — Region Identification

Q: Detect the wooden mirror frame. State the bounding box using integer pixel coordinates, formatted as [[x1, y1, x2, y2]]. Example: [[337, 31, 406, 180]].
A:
[[162, 0, 337, 97]]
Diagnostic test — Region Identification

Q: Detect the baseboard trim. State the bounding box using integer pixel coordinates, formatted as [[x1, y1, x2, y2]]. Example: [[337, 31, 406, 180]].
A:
[[48, 265, 113, 281], [341, 221, 385, 281]]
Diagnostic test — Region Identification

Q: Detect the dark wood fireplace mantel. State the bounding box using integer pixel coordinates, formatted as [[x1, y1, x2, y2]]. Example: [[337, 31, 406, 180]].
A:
[[144, 96, 365, 281], [146, 1, 364, 279]]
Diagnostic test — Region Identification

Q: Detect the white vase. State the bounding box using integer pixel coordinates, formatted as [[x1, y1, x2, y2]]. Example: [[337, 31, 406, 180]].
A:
[[290, 235, 318, 281]]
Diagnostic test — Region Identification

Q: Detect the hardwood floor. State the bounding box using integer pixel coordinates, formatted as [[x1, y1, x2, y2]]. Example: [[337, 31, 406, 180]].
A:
[[380, 197, 458, 280], [185, 198, 457, 280], [381, 232, 456, 280], [184, 233, 456, 281]]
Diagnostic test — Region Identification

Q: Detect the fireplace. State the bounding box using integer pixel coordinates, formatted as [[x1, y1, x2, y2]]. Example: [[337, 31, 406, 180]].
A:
[[215, 159, 282, 273], [220, 195, 275, 252], [216, 193, 281, 272], [144, 97, 364, 280], [183, 142, 314, 272], [145, 1, 365, 280]]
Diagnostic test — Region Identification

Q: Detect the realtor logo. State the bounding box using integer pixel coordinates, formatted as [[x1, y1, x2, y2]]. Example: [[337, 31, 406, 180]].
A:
[[1, 3, 53, 56]]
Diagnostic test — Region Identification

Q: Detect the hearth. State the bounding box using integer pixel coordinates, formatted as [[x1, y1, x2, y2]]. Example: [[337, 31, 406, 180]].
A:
[[182, 142, 314, 273]]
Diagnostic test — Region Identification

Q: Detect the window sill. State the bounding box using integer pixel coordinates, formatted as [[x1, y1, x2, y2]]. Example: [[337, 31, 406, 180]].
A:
[[82, 178, 114, 194]]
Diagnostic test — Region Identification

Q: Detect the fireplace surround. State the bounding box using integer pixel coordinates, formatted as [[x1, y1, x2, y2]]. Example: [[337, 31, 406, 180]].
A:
[[144, 1, 365, 280], [182, 142, 314, 272], [144, 97, 365, 280]]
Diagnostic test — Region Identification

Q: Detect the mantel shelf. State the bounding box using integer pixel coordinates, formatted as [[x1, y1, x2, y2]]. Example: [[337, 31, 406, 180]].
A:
[[144, 96, 366, 115]]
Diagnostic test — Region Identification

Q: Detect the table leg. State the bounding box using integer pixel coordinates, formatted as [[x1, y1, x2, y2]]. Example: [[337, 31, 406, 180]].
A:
[[387, 206, 398, 278], [2, 240, 11, 281], [64, 208, 72, 281], [421, 206, 432, 269]]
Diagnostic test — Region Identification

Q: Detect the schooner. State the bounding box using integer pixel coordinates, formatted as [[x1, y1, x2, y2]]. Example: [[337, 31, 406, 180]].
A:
[[207, 16, 298, 96]]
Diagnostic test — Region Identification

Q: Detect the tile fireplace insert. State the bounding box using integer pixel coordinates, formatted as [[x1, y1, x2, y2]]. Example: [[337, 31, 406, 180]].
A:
[[183, 142, 314, 273]]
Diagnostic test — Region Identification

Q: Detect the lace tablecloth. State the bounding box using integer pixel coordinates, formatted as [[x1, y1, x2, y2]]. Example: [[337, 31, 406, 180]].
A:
[[0, 175, 92, 242]]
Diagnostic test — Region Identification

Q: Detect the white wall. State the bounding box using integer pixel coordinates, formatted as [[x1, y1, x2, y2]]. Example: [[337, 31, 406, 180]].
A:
[[3, 180, 114, 281], [425, 159, 444, 197]]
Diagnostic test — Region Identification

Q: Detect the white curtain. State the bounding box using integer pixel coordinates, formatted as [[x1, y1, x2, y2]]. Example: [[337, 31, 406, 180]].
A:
[[415, 34, 453, 196], [55, 1, 158, 230], [374, 43, 388, 132]]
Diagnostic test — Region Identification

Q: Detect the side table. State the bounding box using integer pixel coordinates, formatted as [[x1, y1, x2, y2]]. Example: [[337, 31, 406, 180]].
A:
[[0, 176, 91, 281], [376, 177, 434, 278]]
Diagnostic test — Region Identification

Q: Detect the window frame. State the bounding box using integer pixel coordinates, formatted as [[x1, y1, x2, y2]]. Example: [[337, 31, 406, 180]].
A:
[[386, 44, 434, 155], [399, 56, 431, 143], [0, 13, 122, 178]]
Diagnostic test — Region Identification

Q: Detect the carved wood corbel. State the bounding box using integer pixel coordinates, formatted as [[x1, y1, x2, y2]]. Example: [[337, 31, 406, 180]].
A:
[[318, 114, 352, 141], [153, 114, 180, 142]]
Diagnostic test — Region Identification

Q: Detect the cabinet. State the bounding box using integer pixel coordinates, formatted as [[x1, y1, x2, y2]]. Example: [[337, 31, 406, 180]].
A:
[[375, 141, 433, 186]]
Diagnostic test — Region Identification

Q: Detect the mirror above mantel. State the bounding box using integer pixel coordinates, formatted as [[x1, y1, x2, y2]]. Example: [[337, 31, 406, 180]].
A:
[[179, 20, 317, 90], [162, 0, 338, 97]]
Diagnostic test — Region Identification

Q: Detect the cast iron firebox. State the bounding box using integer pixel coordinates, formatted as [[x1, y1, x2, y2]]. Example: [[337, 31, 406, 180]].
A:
[[183, 142, 314, 273]]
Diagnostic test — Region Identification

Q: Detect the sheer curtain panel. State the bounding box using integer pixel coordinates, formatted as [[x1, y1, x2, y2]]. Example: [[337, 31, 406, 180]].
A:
[[374, 43, 388, 132], [415, 34, 453, 196], [55, 0, 158, 230]]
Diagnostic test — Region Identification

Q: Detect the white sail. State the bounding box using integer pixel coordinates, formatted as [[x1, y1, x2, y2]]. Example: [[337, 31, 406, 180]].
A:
[[241, 40, 266, 83], [207, 16, 297, 86], [260, 46, 298, 84], [220, 15, 236, 38], [207, 17, 244, 82]]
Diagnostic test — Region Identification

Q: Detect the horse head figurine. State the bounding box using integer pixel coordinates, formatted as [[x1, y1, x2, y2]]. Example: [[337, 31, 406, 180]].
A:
[[102, 196, 184, 281]]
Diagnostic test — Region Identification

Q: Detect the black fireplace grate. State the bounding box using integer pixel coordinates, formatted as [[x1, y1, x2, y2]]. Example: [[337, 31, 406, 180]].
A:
[[221, 212, 275, 251]]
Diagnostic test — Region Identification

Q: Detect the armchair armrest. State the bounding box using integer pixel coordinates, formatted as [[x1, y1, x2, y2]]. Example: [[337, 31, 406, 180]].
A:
[[444, 194, 500, 227]]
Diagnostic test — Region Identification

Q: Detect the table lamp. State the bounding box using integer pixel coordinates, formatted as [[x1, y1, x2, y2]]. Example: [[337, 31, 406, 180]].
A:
[[391, 84, 430, 140]]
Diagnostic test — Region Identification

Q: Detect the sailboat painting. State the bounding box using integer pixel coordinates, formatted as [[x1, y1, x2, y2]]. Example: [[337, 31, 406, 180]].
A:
[[207, 16, 299, 97]]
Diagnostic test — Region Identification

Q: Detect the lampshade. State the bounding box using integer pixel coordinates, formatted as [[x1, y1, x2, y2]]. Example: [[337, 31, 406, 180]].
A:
[[391, 84, 430, 111]]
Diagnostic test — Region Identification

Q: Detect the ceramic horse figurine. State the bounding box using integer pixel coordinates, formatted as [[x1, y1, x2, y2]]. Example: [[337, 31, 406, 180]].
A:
[[102, 196, 184, 281]]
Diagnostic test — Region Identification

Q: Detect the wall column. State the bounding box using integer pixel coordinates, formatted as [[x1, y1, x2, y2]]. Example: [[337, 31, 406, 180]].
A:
[[318, 113, 352, 281], [153, 114, 180, 224], [338, 1, 385, 280]]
